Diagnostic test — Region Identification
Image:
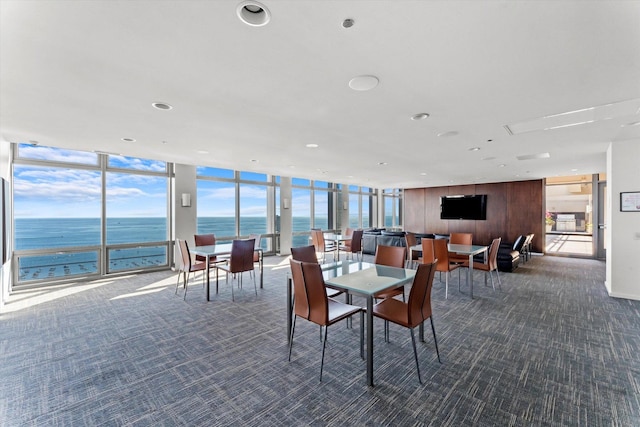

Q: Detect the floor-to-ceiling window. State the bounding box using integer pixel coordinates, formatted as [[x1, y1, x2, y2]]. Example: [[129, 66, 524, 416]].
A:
[[196, 167, 275, 252], [383, 188, 402, 229], [13, 144, 170, 286], [348, 185, 375, 229]]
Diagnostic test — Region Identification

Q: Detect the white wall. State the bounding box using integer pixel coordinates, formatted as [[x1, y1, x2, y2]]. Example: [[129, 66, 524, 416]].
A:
[[173, 164, 197, 265], [606, 139, 640, 300]]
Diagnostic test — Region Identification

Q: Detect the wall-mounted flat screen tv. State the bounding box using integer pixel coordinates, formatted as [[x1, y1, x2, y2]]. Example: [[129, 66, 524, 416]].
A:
[[440, 194, 487, 220]]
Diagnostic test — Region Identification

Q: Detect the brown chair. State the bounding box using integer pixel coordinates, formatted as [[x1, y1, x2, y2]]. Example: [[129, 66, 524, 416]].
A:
[[340, 229, 363, 261], [418, 238, 436, 264], [310, 229, 336, 263], [288, 259, 364, 382], [372, 261, 441, 384], [291, 244, 342, 298], [373, 245, 407, 300], [462, 237, 502, 292], [175, 239, 207, 300], [405, 231, 418, 268], [433, 238, 461, 299], [215, 238, 256, 301], [341, 227, 355, 251], [194, 234, 227, 268], [449, 232, 473, 264]]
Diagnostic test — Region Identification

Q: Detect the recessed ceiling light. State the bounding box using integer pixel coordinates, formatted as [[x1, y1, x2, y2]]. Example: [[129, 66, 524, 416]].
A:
[[342, 18, 355, 28], [517, 152, 550, 160], [487, 139, 493, 143], [411, 113, 430, 121], [482, 156, 496, 161], [349, 75, 379, 91], [236, 1, 271, 27], [152, 102, 172, 110], [196, 150, 209, 154], [121, 137, 135, 142], [499, 164, 506, 167], [306, 143, 318, 148], [468, 147, 481, 152], [250, 159, 258, 163], [161, 140, 168, 144], [570, 168, 578, 172], [437, 131, 459, 138], [28, 140, 39, 145], [378, 162, 388, 166], [622, 121, 640, 127], [419, 172, 427, 176]]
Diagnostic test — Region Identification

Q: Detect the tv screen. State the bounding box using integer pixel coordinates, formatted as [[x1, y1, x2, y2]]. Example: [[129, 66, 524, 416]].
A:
[[440, 194, 487, 220]]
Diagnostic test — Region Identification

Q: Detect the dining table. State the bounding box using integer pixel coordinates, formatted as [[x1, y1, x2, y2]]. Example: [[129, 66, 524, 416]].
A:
[[287, 259, 416, 387], [409, 242, 488, 298], [192, 243, 263, 301]]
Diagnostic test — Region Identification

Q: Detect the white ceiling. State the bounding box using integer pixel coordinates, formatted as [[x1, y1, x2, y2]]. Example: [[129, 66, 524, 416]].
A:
[[1, 0, 639, 189]]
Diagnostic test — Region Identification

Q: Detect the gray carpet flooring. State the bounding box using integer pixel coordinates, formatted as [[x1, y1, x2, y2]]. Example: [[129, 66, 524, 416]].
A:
[[1, 254, 639, 426]]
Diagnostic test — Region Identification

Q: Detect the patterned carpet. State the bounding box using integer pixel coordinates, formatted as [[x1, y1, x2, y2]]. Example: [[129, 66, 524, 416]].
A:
[[1, 254, 639, 426]]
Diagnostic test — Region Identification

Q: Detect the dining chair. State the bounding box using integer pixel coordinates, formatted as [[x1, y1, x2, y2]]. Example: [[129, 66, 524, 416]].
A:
[[311, 229, 336, 263], [372, 260, 441, 384], [373, 245, 407, 301], [194, 233, 228, 269], [290, 244, 343, 296], [462, 237, 502, 291], [418, 237, 436, 264], [215, 238, 256, 301], [288, 259, 364, 382], [405, 231, 418, 268], [175, 239, 207, 300], [433, 238, 461, 299], [449, 232, 473, 264], [341, 227, 355, 252], [340, 229, 363, 261]]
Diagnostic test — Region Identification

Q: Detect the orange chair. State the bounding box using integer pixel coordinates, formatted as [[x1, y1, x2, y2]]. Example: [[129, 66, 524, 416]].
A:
[[373, 245, 406, 300], [433, 238, 461, 299], [175, 239, 207, 300], [215, 239, 256, 301], [405, 232, 419, 268], [310, 229, 336, 262], [372, 260, 441, 384], [288, 259, 364, 382], [462, 237, 502, 292], [419, 238, 436, 264], [449, 232, 473, 264]]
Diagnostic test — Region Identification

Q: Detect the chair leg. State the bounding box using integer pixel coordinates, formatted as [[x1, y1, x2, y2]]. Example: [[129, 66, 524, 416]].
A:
[[489, 269, 496, 292], [320, 325, 328, 382], [496, 269, 502, 290], [430, 317, 441, 363], [410, 328, 422, 384], [445, 272, 449, 299], [183, 272, 188, 301], [253, 268, 257, 296], [288, 316, 297, 361]]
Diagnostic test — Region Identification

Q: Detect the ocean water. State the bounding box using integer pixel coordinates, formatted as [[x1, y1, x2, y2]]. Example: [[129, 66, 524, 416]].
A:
[[14, 216, 320, 282]]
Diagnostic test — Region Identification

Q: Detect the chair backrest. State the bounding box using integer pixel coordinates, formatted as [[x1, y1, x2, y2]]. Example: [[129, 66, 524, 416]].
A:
[[487, 237, 502, 270], [194, 234, 215, 261], [421, 238, 436, 264], [405, 231, 417, 248], [345, 227, 354, 237], [350, 229, 363, 253], [248, 234, 262, 261], [194, 234, 215, 246], [229, 239, 255, 273], [407, 261, 437, 326], [374, 245, 406, 268], [310, 229, 325, 252], [512, 235, 526, 252], [433, 238, 452, 271], [291, 245, 318, 263], [289, 259, 328, 325], [450, 232, 472, 245], [176, 239, 191, 272]]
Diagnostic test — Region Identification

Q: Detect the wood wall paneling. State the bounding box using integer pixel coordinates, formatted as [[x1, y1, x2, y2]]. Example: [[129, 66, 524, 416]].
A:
[[404, 180, 544, 252]]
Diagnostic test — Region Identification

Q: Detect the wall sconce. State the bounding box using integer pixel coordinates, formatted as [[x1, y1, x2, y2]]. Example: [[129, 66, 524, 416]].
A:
[[343, 201, 348, 210], [181, 193, 191, 207], [283, 198, 290, 209]]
